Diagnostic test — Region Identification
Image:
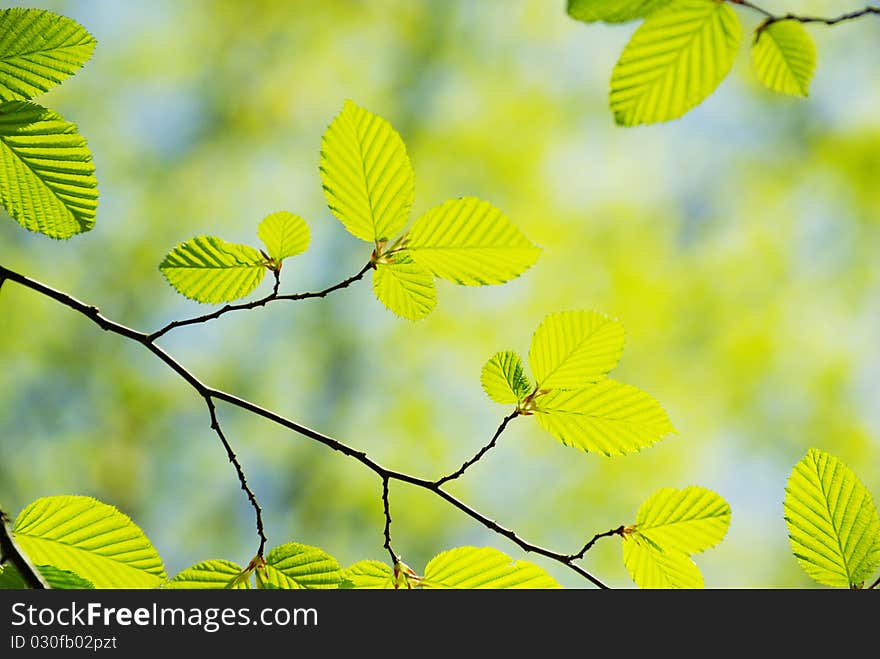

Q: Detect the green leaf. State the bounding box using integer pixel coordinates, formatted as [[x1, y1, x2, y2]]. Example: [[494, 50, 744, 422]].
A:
[[372, 253, 437, 320], [255, 542, 342, 589], [623, 534, 703, 588], [159, 235, 267, 304], [36, 564, 94, 589], [481, 351, 532, 405], [421, 547, 560, 589], [567, 0, 672, 24], [0, 8, 96, 101], [257, 211, 310, 262], [634, 487, 731, 554], [339, 560, 395, 589], [407, 197, 540, 286], [12, 495, 166, 589], [320, 99, 414, 244], [165, 559, 249, 589], [609, 0, 742, 126], [751, 20, 816, 97], [0, 564, 26, 588], [0, 100, 98, 238], [784, 448, 880, 588], [534, 379, 675, 456], [528, 310, 625, 390]]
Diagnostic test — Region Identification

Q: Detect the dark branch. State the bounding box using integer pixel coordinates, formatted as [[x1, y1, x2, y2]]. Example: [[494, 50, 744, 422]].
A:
[[0, 263, 610, 588], [381, 477, 398, 566], [730, 1, 880, 29], [205, 396, 268, 557], [0, 509, 48, 589], [566, 526, 626, 561], [435, 410, 520, 486], [869, 575, 879, 590], [148, 262, 374, 341]]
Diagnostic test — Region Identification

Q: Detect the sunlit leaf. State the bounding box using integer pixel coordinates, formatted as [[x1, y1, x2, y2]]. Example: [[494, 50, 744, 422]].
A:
[[164, 559, 249, 589], [534, 379, 674, 456], [0, 563, 93, 589], [751, 20, 816, 97], [784, 448, 880, 588], [159, 235, 267, 304], [257, 211, 310, 262], [610, 0, 742, 126], [255, 542, 341, 589], [567, 0, 672, 24], [481, 351, 532, 405], [12, 495, 165, 589], [0, 8, 96, 101], [320, 99, 413, 243], [0, 101, 97, 238], [623, 533, 703, 588], [372, 253, 436, 320], [528, 310, 624, 390], [339, 560, 395, 589], [407, 197, 540, 286], [635, 487, 730, 554], [421, 546, 560, 588]]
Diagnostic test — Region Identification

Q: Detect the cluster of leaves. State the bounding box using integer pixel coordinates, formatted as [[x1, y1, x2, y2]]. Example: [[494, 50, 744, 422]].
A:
[[159, 100, 541, 320], [567, 0, 822, 126], [482, 310, 674, 455], [0, 8, 98, 238]]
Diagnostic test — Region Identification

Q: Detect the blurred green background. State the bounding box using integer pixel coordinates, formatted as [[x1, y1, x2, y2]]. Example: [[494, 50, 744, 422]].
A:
[[1, 0, 878, 588]]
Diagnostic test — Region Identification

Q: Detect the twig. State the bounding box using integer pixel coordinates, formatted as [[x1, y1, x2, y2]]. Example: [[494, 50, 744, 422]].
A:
[[869, 575, 879, 590], [435, 410, 520, 486], [730, 1, 880, 30], [0, 509, 48, 589], [0, 263, 610, 588], [205, 396, 268, 557], [148, 262, 374, 341], [566, 526, 626, 561], [381, 477, 398, 566]]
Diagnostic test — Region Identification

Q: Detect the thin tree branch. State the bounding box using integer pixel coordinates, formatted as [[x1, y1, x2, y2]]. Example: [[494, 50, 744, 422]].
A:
[[205, 396, 268, 557], [148, 262, 374, 341], [730, 1, 880, 29], [381, 476, 398, 567], [0, 263, 610, 588], [435, 410, 520, 486], [566, 526, 626, 561], [869, 575, 879, 590], [0, 509, 48, 589]]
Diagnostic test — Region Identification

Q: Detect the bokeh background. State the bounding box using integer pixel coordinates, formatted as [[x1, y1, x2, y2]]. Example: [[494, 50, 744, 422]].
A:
[[1, 0, 878, 589]]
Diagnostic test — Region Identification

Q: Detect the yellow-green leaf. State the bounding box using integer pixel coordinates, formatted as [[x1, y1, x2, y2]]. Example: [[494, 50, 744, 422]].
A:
[[164, 560, 249, 589], [257, 211, 310, 262], [635, 487, 731, 554], [407, 197, 540, 286], [320, 100, 413, 243], [0, 101, 98, 238], [785, 448, 880, 588], [255, 542, 341, 589], [610, 0, 742, 126], [623, 534, 703, 588], [567, 0, 672, 24], [528, 310, 625, 390], [752, 20, 816, 97], [372, 253, 436, 320], [421, 546, 560, 589], [0, 8, 96, 101], [534, 379, 675, 456], [481, 351, 532, 405], [12, 495, 165, 589], [159, 235, 267, 304], [340, 560, 395, 589]]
